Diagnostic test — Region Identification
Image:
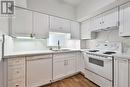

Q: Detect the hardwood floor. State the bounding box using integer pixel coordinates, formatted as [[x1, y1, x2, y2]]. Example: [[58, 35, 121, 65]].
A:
[[43, 74, 99, 87]]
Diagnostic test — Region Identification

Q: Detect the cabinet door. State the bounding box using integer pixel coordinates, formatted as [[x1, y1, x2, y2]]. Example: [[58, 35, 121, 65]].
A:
[[0, 17, 9, 35], [81, 20, 95, 39], [66, 57, 76, 75], [33, 12, 49, 39], [76, 52, 85, 73], [53, 59, 66, 80], [102, 9, 118, 29], [119, 3, 130, 36], [81, 20, 91, 39], [27, 58, 52, 87], [70, 21, 80, 39], [114, 58, 128, 87], [50, 16, 71, 33], [11, 7, 33, 37], [91, 16, 102, 31]]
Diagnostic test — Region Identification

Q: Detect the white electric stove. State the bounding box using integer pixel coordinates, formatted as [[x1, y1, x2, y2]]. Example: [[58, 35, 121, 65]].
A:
[[83, 41, 122, 87]]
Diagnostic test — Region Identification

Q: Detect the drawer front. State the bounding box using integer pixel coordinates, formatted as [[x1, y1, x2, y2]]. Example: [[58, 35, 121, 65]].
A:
[[8, 58, 25, 66], [8, 67, 25, 81], [8, 80, 25, 87], [7, 57, 25, 87], [53, 53, 75, 59]]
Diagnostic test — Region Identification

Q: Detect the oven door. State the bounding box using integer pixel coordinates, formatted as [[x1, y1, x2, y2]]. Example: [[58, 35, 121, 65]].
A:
[[84, 53, 112, 81]]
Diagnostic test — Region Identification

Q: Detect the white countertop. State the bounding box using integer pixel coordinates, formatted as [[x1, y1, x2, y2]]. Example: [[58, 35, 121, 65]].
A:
[[4, 49, 81, 58], [112, 53, 130, 59], [3, 49, 130, 60]]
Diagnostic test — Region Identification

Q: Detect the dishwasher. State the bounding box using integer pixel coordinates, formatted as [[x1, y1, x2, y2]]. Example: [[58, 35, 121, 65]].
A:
[[26, 54, 52, 87]]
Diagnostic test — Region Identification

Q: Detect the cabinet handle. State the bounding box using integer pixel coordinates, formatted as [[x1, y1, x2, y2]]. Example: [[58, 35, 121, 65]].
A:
[[30, 33, 33, 38], [66, 60, 68, 65], [64, 60, 66, 65]]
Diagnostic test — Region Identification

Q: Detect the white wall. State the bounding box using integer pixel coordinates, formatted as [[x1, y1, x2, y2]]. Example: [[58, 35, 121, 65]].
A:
[[85, 30, 130, 54], [27, 0, 76, 20]]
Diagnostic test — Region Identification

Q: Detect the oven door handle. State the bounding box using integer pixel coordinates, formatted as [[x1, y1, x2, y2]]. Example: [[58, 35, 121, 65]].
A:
[[101, 58, 112, 62]]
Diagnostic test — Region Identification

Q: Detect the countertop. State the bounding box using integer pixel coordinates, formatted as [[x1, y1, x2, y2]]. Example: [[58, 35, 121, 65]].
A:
[[112, 53, 130, 59], [4, 49, 81, 58], [3, 49, 130, 60]]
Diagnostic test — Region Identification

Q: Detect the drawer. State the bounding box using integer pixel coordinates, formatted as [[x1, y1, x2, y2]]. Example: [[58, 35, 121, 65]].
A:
[[8, 80, 25, 87], [8, 67, 25, 81], [53, 53, 75, 59], [8, 58, 25, 66]]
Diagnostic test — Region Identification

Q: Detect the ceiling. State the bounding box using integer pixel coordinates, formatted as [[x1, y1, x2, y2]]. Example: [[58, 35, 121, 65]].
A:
[[60, 0, 84, 6]]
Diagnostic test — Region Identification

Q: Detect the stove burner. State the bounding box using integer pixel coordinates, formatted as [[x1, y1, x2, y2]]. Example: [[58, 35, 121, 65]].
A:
[[103, 51, 116, 55], [89, 50, 99, 52]]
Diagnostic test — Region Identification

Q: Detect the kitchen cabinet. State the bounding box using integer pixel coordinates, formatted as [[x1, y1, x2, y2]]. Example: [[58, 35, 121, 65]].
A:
[[0, 17, 9, 35], [114, 58, 128, 87], [119, 2, 130, 36], [102, 9, 118, 30], [81, 19, 96, 40], [53, 58, 67, 80], [33, 12, 49, 39], [15, 0, 27, 8], [91, 8, 118, 32], [4, 57, 26, 87], [11, 7, 49, 38], [26, 55, 52, 87], [76, 52, 85, 73], [70, 21, 80, 39], [66, 57, 76, 75], [50, 16, 71, 33], [53, 53, 76, 80], [11, 7, 33, 37], [90, 16, 102, 32]]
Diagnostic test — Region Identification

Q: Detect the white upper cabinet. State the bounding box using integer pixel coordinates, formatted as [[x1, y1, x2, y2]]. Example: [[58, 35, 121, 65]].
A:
[[0, 17, 9, 35], [91, 8, 118, 32], [11, 7, 33, 37], [11, 7, 49, 38], [50, 16, 71, 33], [102, 9, 118, 29], [81, 19, 95, 40], [91, 16, 102, 32], [70, 21, 80, 39], [33, 12, 49, 39], [119, 2, 130, 36], [15, 0, 27, 8]]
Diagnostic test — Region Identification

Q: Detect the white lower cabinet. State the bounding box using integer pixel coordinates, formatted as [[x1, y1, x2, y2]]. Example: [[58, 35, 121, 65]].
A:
[[114, 58, 129, 87], [4, 57, 26, 87], [4, 52, 84, 87], [53, 53, 76, 80], [53, 58, 66, 80], [76, 52, 85, 73], [26, 55, 52, 87]]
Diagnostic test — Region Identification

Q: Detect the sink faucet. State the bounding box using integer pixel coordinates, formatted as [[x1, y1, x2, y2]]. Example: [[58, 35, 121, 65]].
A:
[[58, 40, 61, 50]]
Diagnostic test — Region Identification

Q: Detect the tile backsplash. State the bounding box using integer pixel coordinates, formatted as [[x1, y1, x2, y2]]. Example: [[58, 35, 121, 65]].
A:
[[84, 29, 130, 54], [4, 36, 80, 53]]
